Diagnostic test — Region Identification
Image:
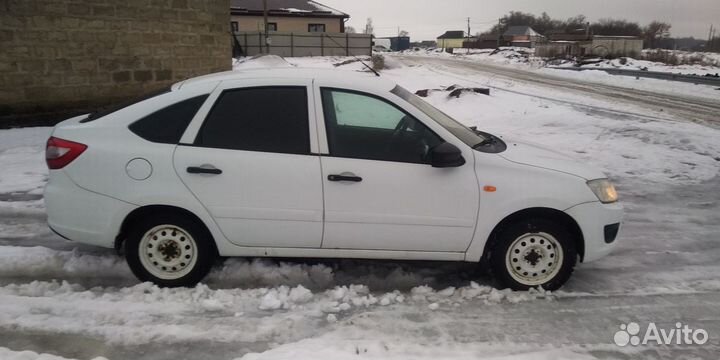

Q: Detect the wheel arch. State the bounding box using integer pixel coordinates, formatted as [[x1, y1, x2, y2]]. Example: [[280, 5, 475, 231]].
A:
[[481, 207, 585, 264], [115, 204, 217, 255]]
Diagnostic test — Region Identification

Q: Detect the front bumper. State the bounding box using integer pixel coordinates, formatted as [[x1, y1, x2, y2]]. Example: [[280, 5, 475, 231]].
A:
[[565, 201, 624, 262]]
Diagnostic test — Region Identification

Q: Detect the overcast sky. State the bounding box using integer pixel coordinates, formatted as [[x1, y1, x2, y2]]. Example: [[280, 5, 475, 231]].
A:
[[320, 0, 719, 40]]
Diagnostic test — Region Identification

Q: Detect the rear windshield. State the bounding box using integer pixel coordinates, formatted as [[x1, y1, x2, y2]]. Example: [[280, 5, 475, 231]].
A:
[[80, 87, 171, 123]]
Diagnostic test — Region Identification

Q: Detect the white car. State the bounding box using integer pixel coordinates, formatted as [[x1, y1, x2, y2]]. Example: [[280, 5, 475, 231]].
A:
[[44, 68, 623, 290]]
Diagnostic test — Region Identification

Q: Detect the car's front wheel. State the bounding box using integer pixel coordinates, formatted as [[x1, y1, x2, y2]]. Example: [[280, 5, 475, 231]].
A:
[[125, 213, 216, 287], [489, 217, 577, 291]]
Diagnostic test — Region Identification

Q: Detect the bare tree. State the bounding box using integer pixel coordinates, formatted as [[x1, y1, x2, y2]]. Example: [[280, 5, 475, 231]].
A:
[[643, 21, 672, 49], [345, 26, 356, 34], [364, 18, 374, 35], [591, 18, 642, 36]]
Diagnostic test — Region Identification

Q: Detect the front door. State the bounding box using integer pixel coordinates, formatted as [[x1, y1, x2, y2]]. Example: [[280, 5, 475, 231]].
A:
[[317, 87, 479, 252], [174, 82, 324, 248]]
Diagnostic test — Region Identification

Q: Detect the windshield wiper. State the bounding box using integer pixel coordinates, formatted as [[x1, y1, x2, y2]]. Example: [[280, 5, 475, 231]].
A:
[[469, 126, 494, 149]]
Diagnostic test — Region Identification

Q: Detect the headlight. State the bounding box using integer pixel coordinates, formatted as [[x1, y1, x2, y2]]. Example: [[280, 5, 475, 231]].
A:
[[587, 179, 618, 204]]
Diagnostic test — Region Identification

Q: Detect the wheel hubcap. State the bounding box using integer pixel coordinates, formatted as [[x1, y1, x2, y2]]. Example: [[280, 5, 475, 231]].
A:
[[139, 225, 198, 280], [505, 232, 563, 287]]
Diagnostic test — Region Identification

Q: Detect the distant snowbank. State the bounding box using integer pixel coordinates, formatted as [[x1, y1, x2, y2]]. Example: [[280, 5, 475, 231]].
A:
[[0, 347, 107, 360], [552, 50, 720, 76], [237, 337, 599, 360]]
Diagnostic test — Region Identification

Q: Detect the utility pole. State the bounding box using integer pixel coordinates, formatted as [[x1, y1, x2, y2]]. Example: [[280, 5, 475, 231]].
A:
[[466, 17, 471, 54], [263, 0, 269, 54], [709, 24, 714, 44], [708, 24, 714, 51], [497, 18, 502, 48]]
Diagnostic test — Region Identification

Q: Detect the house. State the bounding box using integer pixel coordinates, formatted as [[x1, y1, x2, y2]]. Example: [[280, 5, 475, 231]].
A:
[[502, 26, 545, 47], [230, 0, 349, 33], [536, 36, 643, 58], [436, 31, 466, 49]]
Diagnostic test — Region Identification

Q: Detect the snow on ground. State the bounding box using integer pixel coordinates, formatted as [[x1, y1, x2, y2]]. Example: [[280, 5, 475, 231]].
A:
[[536, 66, 720, 100], [1, 55, 719, 359], [400, 48, 720, 100], [401, 47, 542, 67], [402, 47, 720, 75], [0, 127, 50, 197], [553, 50, 720, 75]]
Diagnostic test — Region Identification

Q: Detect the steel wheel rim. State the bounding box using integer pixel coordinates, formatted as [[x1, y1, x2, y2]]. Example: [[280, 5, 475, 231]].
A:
[[139, 224, 198, 280], [505, 232, 563, 287]]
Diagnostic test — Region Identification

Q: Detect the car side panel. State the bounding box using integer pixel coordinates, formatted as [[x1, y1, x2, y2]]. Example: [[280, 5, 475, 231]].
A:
[[45, 170, 136, 248], [49, 82, 242, 253], [464, 152, 600, 262]]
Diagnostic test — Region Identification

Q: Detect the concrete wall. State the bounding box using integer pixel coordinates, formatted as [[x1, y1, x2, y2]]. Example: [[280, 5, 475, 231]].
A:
[[536, 38, 643, 58], [535, 42, 581, 58], [231, 15, 342, 33], [585, 38, 643, 58], [0, 0, 231, 126]]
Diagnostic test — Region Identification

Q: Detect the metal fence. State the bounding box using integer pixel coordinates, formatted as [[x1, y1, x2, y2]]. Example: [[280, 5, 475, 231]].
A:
[[233, 31, 372, 57]]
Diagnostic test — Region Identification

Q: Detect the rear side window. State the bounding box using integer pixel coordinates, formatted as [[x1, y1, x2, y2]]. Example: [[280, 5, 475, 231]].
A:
[[129, 95, 208, 144], [195, 87, 310, 155]]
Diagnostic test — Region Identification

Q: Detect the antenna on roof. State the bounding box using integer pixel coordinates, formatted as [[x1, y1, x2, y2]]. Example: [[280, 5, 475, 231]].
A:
[[322, 33, 380, 77]]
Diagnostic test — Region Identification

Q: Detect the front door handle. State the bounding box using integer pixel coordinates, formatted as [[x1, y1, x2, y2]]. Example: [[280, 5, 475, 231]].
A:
[[328, 173, 362, 182], [187, 165, 222, 175]]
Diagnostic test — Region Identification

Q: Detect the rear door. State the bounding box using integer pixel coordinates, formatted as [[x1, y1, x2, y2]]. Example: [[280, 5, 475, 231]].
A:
[[174, 79, 324, 248]]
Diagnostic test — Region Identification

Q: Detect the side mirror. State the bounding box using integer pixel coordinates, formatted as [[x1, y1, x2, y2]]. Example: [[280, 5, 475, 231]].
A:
[[431, 142, 465, 168]]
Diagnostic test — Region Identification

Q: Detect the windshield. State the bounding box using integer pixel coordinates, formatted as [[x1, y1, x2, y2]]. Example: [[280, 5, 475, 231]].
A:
[[391, 85, 485, 146]]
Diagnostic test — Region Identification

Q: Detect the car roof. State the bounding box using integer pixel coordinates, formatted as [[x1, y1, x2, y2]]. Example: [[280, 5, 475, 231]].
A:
[[173, 68, 398, 93]]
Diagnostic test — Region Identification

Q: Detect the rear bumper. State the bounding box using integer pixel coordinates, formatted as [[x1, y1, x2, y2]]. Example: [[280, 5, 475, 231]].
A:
[[565, 201, 624, 263], [44, 170, 136, 248]]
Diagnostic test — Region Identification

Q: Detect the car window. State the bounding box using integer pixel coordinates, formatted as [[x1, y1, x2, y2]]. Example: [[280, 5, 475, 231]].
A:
[[331, 91, 403, 130], [195, 87, 310, 155], [321, 88, 442, 164], [129, 95, 208, 144], [391, 85, 486, 147]]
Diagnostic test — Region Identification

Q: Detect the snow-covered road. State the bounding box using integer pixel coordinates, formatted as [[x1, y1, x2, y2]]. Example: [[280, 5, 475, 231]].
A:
[[396, 55, 720, 129], [1, 56, 719, 360]]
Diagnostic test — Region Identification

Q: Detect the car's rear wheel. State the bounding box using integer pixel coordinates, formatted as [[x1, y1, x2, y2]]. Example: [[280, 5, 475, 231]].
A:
[[489, 218, 577, 291], [125, 213, 216, 287]]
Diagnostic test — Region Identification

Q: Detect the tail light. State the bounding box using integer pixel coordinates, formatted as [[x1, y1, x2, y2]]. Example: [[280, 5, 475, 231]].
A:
[[46, 136, 87, 170]]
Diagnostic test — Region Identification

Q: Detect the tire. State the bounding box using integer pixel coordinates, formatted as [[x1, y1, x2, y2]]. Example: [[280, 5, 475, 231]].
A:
[[125, 212, 216, 287], [489, 217, 577, 291]]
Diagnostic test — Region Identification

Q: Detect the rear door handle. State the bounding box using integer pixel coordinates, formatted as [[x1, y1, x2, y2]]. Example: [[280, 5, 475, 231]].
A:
[[328, 174, 362, 182], [187, 166, 222, 175]]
